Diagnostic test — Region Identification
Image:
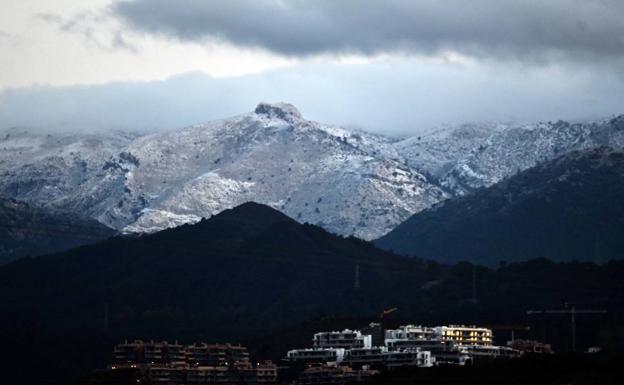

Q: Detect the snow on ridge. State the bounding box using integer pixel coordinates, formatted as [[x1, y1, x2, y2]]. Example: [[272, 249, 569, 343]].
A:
[[2, 104, 621, 240], [123, 208, 203, 234]]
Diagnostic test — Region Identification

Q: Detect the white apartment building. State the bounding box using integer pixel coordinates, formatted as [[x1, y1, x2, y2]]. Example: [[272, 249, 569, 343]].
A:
[[384, 325, 437, 341], [313, 329, 372, 349]]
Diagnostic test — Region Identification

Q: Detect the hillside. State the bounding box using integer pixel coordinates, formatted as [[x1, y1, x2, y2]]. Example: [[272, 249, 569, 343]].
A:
[[2, 109, 623, 244], [1, 202, 624, 383], [397, 116, 624, 195], [0, 197, 115, 264], [0, 202, 440, 340], [376, 147, 624, 266], [0, 103, 445, 240]]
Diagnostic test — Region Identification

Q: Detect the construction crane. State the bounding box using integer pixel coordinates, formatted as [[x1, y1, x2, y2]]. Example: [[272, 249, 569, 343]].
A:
[[486, 325, 531, 343], [380, 307, 398, 320], [527, 303, 607, 352]]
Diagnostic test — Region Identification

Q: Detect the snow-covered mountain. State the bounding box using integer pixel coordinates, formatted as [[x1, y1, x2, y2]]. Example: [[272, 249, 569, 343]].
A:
[[0, 127, 137, 220], [397, 116, 624, 195], [377, 146, 624, 265], [1, 104, 622, 240], [0, 103, 445, 240]]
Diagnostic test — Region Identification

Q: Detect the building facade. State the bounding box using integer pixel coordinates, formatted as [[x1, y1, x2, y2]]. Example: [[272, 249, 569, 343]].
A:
[[110, 340, 276, 385], [434, 325, 493, 346]]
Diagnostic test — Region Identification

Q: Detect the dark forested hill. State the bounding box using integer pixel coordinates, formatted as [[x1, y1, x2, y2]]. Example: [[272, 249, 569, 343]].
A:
[[1, 202, 623, 384], [0, 202, 443, 337], [0, 197, 115, 264], [376, 147, 624, 266]]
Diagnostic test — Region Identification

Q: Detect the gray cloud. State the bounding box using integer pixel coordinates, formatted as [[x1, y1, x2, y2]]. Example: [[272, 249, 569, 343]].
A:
[[34, 12, 64, 25], [1, 61, 623, 136], [35, 10, 137, 53], [113, 0, 624, 62]]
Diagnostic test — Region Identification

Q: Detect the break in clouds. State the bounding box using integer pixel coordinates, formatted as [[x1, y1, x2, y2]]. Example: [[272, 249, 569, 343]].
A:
[[114, 0, 624, 62]]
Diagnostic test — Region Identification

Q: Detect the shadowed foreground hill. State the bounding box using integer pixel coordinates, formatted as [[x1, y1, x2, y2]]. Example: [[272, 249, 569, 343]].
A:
[[1, 202, 624, 384], [0, 197, 115, 265], [0, 202, 444, 337], [376, 147, 624, 266]]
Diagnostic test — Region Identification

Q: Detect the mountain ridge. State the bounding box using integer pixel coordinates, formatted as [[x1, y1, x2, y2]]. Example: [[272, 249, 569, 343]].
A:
[[375, 146, 624, 266], [1, 102, 445, 240], [0, 197, 116, 264], [2, 201, 624, 383], [1, 104, 623, 246]]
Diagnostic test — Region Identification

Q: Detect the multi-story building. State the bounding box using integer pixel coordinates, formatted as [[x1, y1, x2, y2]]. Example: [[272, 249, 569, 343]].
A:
[[360, 323, 384, 347], [313, 330, 372, 349], [298, 364, 377, 385], [347, 347, 434, 368], [110, 341, 275, 385], [284, 322, 520, 377], [346, 347, 386, 367], [382, 350, 433, 368], [149, 363, 187, 384], [461, 345, 520, 360], [385, 325, 437, 341], [384, 325, 464, 365], [114, 340, 186, 365], [186, 343, 250, 367], [185, 365, 230, 385], [114, 340, 142, 364], [434, 325, 493, 346], [285, 348, 346, 364], [385, 337, 450, 352], [250, 362, 279, 384]]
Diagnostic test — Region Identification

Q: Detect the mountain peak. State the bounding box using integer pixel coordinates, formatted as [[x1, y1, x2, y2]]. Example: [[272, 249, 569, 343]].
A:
[[156, 202, 300, 243], [215, 201, 296, 225], [254, 102, 302, 122]]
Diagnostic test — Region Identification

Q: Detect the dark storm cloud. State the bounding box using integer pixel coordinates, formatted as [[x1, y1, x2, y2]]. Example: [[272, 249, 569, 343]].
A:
[[113, 0, 624, 61]]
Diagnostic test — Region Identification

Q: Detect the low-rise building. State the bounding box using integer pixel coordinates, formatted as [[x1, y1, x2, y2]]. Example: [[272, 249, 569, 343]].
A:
[[434, 325, 493, 346]]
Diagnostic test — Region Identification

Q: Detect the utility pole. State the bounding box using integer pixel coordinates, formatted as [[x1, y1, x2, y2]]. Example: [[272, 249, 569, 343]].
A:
[[104, 302, 109, 332], [471, 266, 478, 303], [527, 303, 606, 352], [594, 230, 602, 265]]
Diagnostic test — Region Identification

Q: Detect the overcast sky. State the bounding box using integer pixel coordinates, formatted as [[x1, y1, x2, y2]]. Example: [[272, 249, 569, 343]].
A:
[[1, 0, 623, 135]]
